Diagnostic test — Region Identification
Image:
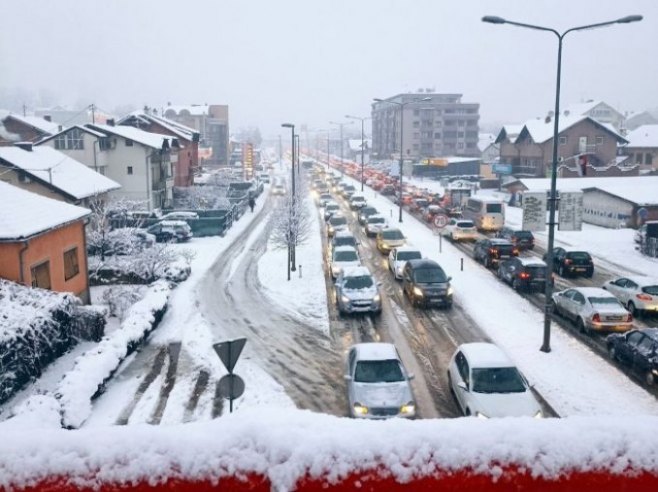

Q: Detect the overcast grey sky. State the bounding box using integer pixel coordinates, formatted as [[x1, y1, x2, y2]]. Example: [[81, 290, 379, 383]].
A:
[[0, 0, 655, 137]]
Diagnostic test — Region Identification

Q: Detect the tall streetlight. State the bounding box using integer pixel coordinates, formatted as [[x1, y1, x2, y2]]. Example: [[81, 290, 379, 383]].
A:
[[329, 120, 351, 177], [345, 115, 371, 191], [373, 96, 431, 222], [281, 123, 297, 277], [483, 14, 643, 353], [294, 133, 300, 173]]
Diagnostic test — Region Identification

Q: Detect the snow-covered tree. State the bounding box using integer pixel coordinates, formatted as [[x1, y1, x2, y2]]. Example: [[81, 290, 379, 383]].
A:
[[269, 173, 312, 250]]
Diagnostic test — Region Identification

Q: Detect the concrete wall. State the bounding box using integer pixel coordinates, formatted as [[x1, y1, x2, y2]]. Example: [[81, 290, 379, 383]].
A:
[[582, 189, 635, 228]]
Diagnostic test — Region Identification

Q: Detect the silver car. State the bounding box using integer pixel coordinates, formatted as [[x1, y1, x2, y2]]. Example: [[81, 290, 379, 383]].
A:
[[364, 214, 388, 237], [335, 266, 381, 316], [388, 246, 423, 280], [602, 276, 658, 317], [345, 343, 415, 419], [552, 287, 633, 334], [330, 245, 361, 279]]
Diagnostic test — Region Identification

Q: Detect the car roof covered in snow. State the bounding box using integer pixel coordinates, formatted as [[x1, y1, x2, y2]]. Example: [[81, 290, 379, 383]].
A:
[[568, 287, 616, 298], [342, 266, 372, 278], [516, 257, 546, 267], [459, 343, 515, 369], [354, 343, 399, 361]]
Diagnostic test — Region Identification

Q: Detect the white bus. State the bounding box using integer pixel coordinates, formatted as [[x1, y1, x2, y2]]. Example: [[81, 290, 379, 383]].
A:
[[462, 196, 505, 232]]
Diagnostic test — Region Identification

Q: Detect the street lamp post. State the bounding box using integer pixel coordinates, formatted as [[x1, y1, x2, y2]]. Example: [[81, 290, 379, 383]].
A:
[[281, 123, 297, 278], [295, 134, 300, 174], [346, 115, 371, 191], [329, 121, 351, 177], [373, 97, 431, 222], [483, 14, 642, 352]]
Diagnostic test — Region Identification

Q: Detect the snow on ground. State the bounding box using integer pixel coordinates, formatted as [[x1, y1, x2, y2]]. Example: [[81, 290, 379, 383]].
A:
[[342, 172, 658, 417], [257, 194, 330, 335]]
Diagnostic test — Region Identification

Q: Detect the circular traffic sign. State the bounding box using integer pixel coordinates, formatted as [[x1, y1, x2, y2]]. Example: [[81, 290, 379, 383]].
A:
[[217, 374, 245, 400], [434, 214, 449, 229]]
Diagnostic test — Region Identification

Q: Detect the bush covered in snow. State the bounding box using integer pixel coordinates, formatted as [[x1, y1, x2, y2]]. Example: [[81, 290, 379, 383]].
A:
[[56, 280, 172, 428], [0, 280, 100, 405]]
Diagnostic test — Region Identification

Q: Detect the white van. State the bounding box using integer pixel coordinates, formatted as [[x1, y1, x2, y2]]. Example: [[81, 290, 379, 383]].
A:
[[462, 197, 505, 232]]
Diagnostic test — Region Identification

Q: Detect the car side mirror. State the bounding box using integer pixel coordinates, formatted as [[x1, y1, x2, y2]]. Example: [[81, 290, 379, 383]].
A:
[[344, 375, 352, 381], [457, 382, 468, 392], [447, 276, 452, 282], [408, 373, 415, 380]]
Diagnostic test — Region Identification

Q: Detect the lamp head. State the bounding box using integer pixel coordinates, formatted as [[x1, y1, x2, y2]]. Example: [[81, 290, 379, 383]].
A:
[[373, 98, 384, 102], [281, 123, 294, 128], [616, 15, 642, 23], [482, 15, 506, 24]]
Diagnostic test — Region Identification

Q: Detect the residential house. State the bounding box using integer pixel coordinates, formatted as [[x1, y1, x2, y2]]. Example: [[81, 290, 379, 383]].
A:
[[118, 111, 200, 187], [34, 105, 114, 126], [0, 181, 91, 302], [0, 143, 120, 208], [496, 114, 632, 178], [625, 111, 658, 131], [0, 113, 61, 145], [478, 132, 499, 179], [38, 123, 178, 210], [561, 100, 625, 130], [162, 104, 229, 166], [624, 125, 658, 173]]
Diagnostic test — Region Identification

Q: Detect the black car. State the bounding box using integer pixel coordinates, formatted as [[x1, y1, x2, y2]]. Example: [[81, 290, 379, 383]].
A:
[[496, 227, 535, 250], [544, 247, 594, 278], [380, 184, 396, 196], [473, 238, 519, 269], [402, 259, 453, 308], [358, 206, 378, 225], [607, 328, 658, 386], [497, 257, 549, 292]]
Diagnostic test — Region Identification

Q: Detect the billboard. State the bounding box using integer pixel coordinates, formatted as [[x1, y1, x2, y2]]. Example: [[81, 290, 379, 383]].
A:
[[522, 192, 547, 231], [558, 191, 583, 231], [492, 162, 513, 175]]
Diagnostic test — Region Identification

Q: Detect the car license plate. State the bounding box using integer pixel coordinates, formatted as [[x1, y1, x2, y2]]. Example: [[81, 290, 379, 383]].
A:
[[575, 268, 586, 272], [607, 316, 623, 322]]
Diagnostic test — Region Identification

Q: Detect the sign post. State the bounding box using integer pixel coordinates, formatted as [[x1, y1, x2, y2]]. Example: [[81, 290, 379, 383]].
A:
[[558, 192, 583, 231], [522, 192, 548, 232], [213, 338, 247, 413]]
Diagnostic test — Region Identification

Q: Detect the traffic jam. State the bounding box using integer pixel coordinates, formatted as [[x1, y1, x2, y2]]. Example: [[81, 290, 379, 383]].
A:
[[304, 156, 658, 420]]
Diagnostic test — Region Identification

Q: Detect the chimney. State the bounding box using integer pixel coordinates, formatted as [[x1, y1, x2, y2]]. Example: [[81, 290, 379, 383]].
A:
[[564, 110, 570, 117], [545, 115, 551, 124], [107, 119, 115, 126], [43, 115, 52, 122], [15, 142, 33, 151]]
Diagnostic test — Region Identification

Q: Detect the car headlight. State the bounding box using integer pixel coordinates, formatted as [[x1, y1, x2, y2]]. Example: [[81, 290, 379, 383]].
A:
[[447, 286, 454, 296], [353, 403, 369, 416], [413, 286, 424, 297], [373, 294, 381, 303], [341, 295, 350, 305], [328, 226, 334, 233], [534, 410, 544, 419], [475, 411, 489, 419], [400, 402, 415, 415]]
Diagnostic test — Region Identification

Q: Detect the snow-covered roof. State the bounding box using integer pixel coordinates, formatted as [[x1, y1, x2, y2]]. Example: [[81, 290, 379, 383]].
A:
[[0, 181, 89, 240], [571, 287, 615, 298], [117, 112, 198, 141], [460, 343, 513, 368], [496, 124, 523, 144], [88, 124, 177, 150], [561, 100, 603, 117], [478, 133, 496, 151], [520, 115, 626, 144], [3, 113, 61, 135], [163, 104, 209, 116], [354, 342, 398, 361], [625, 125, 658, 148], [623, 276, 658, 287], [0, 145, 120, 200]]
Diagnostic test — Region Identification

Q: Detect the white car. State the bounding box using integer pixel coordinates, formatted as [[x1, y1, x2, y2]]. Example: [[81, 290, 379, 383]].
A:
[[159, 211, 199, 221], [364, 214, 388, 237], [388, 247, 423, 280], [448, 343, 543, 419], [602, 276, 658, 317], [349, 194, 367, 210], [551, 287, 633, 334], [442, 218, 478, 241], [330, 245, 361, 279], [345, 343, 415, 419]]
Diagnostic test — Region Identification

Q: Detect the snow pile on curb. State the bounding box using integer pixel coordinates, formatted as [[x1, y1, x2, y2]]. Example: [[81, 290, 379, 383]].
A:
[[55, 280, 172, 428]]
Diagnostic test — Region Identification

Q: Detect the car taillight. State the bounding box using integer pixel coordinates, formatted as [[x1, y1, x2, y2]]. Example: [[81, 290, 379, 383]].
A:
[[637, 294, 653, 301], [519, 272, 530, 279], [513, 248, 519, 256], [592, 313, 601, 323], [564, 259, 572, 265], [627, 313, 633, 322]]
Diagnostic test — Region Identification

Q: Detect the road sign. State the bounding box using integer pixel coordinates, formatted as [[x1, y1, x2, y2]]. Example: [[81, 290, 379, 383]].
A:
[[217, 374, 245, 400], [434, 214, 449, 228], [492, 162, 513, 175], [213, 338, 247, 374], [558, 192, 583, 231], [522, 192, 547, 231]]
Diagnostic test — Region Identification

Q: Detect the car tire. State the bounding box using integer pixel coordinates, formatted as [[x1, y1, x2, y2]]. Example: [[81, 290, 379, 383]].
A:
[[484, 257, 491, 269], [627, 301, 638, 318], [550, 299, 559, 316], [608, 344, 618, 361], [577, 317, 588, 335], [646, 370, 655, 386], [558, 265, 565, 277], [465, 408, 471, 417], [585, 270, 593, 279], [512, 278, 520, 291]]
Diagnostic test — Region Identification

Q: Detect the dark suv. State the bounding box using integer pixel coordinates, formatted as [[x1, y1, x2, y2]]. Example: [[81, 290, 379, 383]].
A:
[[545, 247, 594, 278], [497, 227, 535, 250], [607, 328, 658, 386], [497, 257, 549, 292], [473, 238, 519, 269], [402, 259, 453, 308]]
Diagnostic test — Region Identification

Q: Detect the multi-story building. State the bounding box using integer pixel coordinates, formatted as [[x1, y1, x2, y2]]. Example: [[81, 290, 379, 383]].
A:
[[162, 104, 229, 166], [372, 92, 480, 161]]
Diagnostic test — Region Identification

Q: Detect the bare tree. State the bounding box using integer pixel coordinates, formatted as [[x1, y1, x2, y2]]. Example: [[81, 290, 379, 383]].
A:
[[269, 174, 312, 250], [133, 245, 179, 283]]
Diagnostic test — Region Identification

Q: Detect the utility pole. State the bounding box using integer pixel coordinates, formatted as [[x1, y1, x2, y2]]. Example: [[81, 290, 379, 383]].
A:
[[22, 104, 27, 117], [90, 103, 96, 124]]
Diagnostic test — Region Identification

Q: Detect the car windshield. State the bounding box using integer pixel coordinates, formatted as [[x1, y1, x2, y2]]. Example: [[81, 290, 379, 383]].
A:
[[414, 267, 447, 283], [568, 252, 591, 260], [526, 266, 546, 276], [486, 203, 502, 213], [369, 217, 385, 224], [330, 217, 347, 226], [382, 230, 404, 240], [471, 367, 526, 393], [397, 251, 422, 261], [334, 237, 356, 247], [334, 250, 358, 262], [515, 231, 533, 238], [354, 360, 404, 383], [589, 297, 620, 306], [327, 204, 339, 211], [495, 245, 515, 255], [457, 221, 474, 228], [642, 286, 658, 295], [361, 207, 377, 215], [344, 275, 374, 289]]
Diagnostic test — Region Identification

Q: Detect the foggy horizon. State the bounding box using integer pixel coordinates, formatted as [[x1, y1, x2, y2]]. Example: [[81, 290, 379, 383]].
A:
[[1, 0, 655, 138]]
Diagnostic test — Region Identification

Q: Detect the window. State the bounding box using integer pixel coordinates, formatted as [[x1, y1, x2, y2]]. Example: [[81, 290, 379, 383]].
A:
[[596, 136, 604, 145], [412, 121, 420, 128], [457, 142, 464, 149], [99, 138, 111, 150], [413, 132, 420, 139], [559, 136, 567, 145], [646, 153, 653, 165], [413, 109, 420, 116], [127, 166, 133, 175], [54, 128, 84, 150], [434, 132, 441, 139], [63, 247, 79, 281], [125, 139, 134, 146], [30, 260, 51, 290]]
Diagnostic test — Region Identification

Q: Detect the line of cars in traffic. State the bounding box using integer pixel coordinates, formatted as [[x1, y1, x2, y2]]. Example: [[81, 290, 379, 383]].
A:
[[310, 166, 544, 420]]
